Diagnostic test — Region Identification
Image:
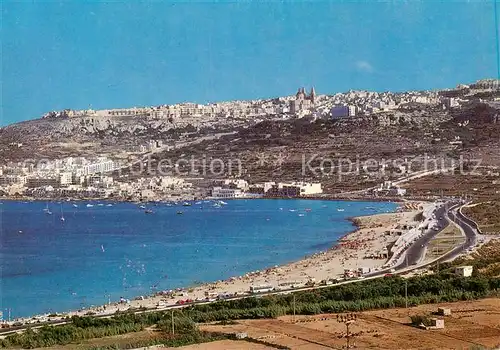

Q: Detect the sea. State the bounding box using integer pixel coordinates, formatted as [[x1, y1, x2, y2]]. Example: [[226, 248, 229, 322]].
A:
[[0, 199, 397, 319]]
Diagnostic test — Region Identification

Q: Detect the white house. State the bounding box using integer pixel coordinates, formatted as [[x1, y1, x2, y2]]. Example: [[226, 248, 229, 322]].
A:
[[454, 266, 473, 277], [211, 187, 244, 199]]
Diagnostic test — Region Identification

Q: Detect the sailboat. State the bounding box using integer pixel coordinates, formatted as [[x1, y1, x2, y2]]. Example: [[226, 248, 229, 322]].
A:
[[44, 202, 52, 215], [60, 204, 65, 222]]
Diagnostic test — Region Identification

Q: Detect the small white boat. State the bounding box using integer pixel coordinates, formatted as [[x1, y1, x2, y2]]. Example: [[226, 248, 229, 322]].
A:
[[106, 204, 113, 207], [86, 204, 94, 208], [98, 203, 104, 206], [72, 204, 78, 208], [337, 209, 345, 212], [60, 204, 65, 222], [219, 201, 228, 205], [139, 205, 146, 209], [298, 213, 305, 217]]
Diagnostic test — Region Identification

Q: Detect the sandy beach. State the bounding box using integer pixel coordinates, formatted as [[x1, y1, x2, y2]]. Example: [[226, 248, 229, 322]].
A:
[[11, 201, 428, 324]]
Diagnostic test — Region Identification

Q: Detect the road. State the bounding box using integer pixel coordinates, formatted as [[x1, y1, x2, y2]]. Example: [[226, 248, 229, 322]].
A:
[[396, 204, 449, 268], [432, 203, 479, 264], [394, 201, 479, 270]]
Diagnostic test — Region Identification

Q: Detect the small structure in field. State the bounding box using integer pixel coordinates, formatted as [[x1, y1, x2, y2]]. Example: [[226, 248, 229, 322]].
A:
[[437, 307, 451, 316], [454, 265, 473, 277], [428, 318, 445, 329]]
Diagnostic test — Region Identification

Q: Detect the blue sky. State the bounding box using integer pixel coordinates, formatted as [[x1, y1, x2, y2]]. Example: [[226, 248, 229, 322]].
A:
[[2, 1, 499, 125]]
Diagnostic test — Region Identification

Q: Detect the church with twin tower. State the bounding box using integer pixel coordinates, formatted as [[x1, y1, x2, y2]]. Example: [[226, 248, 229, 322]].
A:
[[290, 87, 316, 114]]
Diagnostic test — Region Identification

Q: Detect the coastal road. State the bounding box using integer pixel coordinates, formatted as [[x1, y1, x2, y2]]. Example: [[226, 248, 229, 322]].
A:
[[431, 203, 479, 264], [396, 203, 450, 268], [393, 201, 478, 270]]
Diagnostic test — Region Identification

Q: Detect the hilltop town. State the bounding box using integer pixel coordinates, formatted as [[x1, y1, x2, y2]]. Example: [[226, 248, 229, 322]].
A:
[[0, 79, 499, 202]]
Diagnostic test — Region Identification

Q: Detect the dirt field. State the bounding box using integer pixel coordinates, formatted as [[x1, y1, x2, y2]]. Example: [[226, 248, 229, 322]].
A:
[[463, 201, 500, 235], [402, 174, 500, 201], [162, 340, 276, 350], [201, 298, 500, 349]]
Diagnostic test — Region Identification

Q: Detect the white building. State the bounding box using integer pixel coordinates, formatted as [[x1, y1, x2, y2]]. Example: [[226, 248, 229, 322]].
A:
[[455, 266, 473, 277], [83, 160, 119, 175], [266, 182, 323, 197], [211, 187, 244, 199], [223, 179, 249, 191], [59, 172, 74, 186]]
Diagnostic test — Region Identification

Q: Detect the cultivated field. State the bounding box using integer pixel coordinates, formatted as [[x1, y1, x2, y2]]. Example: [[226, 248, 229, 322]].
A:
[[200, 298, 500, 349]]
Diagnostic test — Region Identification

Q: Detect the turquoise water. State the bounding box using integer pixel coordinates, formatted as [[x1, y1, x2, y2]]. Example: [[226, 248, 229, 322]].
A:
[[0, 199, 397, 318]]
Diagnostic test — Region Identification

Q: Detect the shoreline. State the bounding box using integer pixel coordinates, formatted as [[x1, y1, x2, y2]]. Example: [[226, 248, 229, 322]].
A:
[[3, 199, 429, 324], [0, 195, 406, 204]]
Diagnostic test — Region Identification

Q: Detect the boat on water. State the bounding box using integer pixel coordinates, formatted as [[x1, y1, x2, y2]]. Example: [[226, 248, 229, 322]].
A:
[[218, 200, 228, 205], [337, 209, 345, 212], [145, 209, 154, 214], [44, 203, 53, 215], [289, 209, 296, 212], [176, 211, 184, 215], [86, 204, 94, 208], [72, 204, 78, 208], [298, 213, 305, 217], [195, 201, 202, 205], [98, 203, 104, 206], [182, 202, 192, 207], [139, 205, 146, 209], [305, 208, 312, 212], [60, 205, 65, 222], [106, 204, 113, 207]]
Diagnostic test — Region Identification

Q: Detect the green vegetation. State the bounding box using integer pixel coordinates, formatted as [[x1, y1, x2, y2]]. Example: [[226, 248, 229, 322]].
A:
[[410, 315, 433, 327], [439, 239, 500, 277], [0, 314, 226, 349], [2, 274, 499, 349]]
